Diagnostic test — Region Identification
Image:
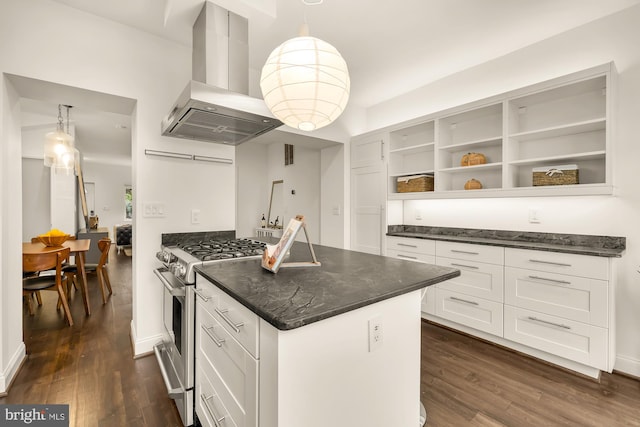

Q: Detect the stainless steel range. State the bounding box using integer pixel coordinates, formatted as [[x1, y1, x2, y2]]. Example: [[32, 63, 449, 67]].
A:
[[153, 232, 265, 427]]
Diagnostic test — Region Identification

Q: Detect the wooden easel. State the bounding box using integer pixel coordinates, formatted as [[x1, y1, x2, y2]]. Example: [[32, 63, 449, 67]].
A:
[[261, 215, 321, 273]]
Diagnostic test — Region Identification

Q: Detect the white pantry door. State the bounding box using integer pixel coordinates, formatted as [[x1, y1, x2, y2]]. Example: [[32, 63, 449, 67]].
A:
[[350, 136, 386, 255]]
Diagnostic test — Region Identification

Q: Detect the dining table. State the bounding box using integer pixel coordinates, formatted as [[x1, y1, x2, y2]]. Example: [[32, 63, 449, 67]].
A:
[[22, 239, 93, 316]]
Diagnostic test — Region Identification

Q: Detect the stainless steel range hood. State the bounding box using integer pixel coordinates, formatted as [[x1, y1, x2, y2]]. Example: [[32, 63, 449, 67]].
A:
[[161, 2, 282, 145]]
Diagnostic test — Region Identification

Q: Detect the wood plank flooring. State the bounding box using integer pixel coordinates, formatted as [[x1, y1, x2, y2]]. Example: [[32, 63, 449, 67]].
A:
[[421, 320, 640, 426], [0, 248, 183, 426], [3, 250, 640, 426]]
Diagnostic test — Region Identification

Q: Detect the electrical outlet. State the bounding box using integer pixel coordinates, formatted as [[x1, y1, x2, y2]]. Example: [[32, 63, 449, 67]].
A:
[[368, 316, 383, 352], [528, 208, 540, 224], [415, 209, 422, 220], [191, 209, 201, 224]]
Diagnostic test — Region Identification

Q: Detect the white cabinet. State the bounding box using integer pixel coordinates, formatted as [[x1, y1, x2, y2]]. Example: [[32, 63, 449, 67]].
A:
[[195, 276, 259, 427], [437, 103, 504, 192], [434, 241, 505, 336], [353, 63, 615, 200], [434, 288, 504, 336], [505, 76, 608, 189], [503, 248, 613, 372], [396, 235, 618, 377], [350, 134, 387, 255], [384, 236, 436, 314], [387, 121, 435, 196]]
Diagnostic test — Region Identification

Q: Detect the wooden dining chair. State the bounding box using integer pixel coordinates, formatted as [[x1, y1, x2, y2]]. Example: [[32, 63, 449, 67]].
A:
[[23, 246, 73, 326], [64, 238, 113, 304]]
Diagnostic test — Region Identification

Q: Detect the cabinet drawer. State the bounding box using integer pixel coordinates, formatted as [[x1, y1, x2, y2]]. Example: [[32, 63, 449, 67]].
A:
[[196, 275, 260, 358], [504, 305, 608, 370], [505, 267, 608, 327], [197, 304, 258, 427], [196, 363, 240, 427], [505, 248, 608, 280], [387, 249, 435, 264], [436, 257, 504, 302], [386, 236, 435, 255], [435, 288, 503, 337], [436, 241, 504, 265]]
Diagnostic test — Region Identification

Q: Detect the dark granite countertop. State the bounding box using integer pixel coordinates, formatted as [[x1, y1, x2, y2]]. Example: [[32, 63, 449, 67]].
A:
[[387, 226, 625, 257], [195, 240, 460, 331]]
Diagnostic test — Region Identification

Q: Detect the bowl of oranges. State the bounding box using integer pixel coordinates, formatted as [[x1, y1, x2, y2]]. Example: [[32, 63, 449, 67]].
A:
[[37, 229, 71, 247]]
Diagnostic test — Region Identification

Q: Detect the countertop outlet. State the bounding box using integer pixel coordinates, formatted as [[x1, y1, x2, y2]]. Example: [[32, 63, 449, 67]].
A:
[[368, 316, 383, 352]]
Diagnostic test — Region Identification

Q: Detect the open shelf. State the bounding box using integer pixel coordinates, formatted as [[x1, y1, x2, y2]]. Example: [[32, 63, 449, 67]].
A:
[[370, 63, 614, 200]]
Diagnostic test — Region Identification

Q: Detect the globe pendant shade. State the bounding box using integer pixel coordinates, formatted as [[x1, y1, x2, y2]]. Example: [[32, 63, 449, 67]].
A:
[[260, 36, 350, 131], [44, 125, 76, 175]]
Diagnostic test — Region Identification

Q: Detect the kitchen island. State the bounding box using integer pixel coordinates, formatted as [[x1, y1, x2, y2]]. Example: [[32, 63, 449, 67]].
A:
[[193, 240, 459, 427]]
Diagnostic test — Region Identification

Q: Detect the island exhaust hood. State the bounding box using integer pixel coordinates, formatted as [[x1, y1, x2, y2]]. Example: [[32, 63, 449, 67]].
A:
[[161, 2, 282, 145]]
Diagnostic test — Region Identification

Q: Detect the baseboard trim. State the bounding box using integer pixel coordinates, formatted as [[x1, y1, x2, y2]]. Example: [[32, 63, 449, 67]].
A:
[[614, 354, 640, 378], [129, 320, 163, 358], [0, 342, 26, 396], [422, 314, 602, 379]]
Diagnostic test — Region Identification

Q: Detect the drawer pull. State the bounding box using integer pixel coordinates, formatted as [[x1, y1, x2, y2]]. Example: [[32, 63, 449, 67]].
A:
[[528, 259, 572, 267], [527, 316, 571, 330], [202, 325, 225, 347], [215, 308, 244, 333], [451, 249, 479, 255], [201, 394, 226, 427], [450, 263, 479, 270], [397, 243, 418, 248], [194, 288, 211, 302], [397, 254, 418, 260], [450, 296, 479, 306], [528, 275, 571, 285]]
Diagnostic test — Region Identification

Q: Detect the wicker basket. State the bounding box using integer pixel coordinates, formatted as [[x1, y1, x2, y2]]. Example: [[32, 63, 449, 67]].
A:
[[532, 165, 579, 186], [397, 175, 434, 193]]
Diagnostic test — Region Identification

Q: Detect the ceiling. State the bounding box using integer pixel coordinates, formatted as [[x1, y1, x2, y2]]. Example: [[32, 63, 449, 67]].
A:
[[21, 0, 640, 162]]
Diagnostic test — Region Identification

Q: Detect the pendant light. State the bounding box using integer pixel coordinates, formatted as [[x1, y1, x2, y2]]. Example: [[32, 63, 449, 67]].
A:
[[44, 104, 77, 174], [260, 13, 350, 132]]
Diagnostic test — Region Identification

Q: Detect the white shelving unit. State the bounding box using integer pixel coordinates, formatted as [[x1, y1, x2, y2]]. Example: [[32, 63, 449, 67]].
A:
[[377, 63, 615, 199], [388, 121, 435, 196]]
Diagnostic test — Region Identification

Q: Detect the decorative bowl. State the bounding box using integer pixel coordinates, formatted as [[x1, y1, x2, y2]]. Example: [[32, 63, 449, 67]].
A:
[[38, 234, 70, 247]]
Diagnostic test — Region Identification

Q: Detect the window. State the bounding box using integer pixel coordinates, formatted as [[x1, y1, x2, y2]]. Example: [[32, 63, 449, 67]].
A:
[[125, 185, 132, 220]]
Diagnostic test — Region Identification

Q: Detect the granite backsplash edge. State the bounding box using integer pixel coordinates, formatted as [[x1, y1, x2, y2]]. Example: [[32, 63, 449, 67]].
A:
[[387, 225, 626, 251]]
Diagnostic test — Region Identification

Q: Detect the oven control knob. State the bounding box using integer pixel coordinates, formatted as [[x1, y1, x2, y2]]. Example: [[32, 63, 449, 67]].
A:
[[174, 264, 186, 278]]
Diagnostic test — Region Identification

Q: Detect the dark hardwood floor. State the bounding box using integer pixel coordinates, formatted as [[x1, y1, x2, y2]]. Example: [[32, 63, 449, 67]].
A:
[[421, 320, 640, 426], [0, 248, 183, 427], [4, 251, 640, 426]]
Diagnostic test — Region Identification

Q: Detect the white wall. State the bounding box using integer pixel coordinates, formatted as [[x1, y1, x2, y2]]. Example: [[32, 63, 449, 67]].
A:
[[21, 158, 50, 241], [236, 142, 270, 239], [267, 142, 321, 243], [0, 74, 26, 393], [82, 160, 132, 238], [320, 145, 345, 248], [363, 5, 640, 376], [0, 0, 238, 390]]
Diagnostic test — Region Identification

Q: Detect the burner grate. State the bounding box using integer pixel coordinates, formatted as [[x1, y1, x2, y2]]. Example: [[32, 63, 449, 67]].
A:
[[180, 238, 266, 261]]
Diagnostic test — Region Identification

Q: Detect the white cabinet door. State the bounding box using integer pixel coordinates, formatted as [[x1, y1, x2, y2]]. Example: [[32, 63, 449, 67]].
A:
[[505, 267, 608, 327], [435, 288, 503, 337], [436, 257, 504, 303], [504, 305, 608, 370], [350, 135, 386, 255]]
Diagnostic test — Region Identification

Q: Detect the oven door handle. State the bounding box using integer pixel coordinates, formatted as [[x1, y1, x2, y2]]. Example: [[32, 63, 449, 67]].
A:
[[154, 268, 186, 297], [153, 342, 184, 399]]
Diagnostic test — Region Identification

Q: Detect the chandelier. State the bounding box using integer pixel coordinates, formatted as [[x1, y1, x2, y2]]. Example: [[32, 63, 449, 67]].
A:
[[44, 104, 77, 174], [260, 22, 350, 132]]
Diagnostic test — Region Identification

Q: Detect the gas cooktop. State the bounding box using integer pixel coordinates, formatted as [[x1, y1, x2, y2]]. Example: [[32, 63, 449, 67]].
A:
[[177, 238, 266, 261]]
